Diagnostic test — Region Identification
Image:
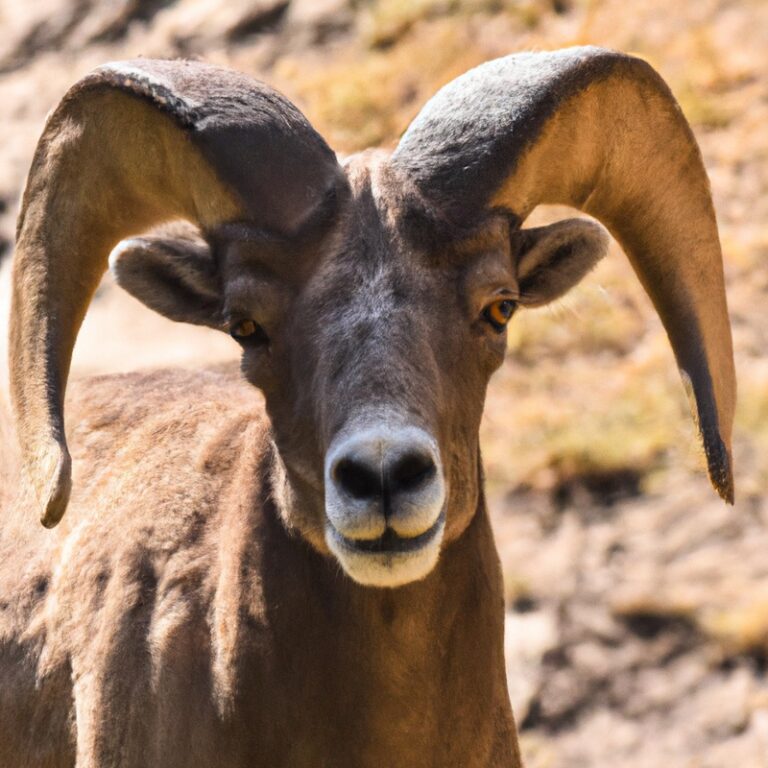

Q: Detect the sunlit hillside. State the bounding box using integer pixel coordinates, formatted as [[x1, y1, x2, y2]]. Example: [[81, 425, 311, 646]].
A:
[[0, 1, 766, 765]]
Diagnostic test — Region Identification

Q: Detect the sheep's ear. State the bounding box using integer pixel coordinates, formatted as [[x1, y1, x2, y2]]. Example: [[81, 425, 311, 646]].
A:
[[109, 235, 222, 328], [515, 219, 609, 308]]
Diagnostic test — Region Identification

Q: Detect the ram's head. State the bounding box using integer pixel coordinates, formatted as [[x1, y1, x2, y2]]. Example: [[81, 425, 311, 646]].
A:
[[11, 49, 735, 587]]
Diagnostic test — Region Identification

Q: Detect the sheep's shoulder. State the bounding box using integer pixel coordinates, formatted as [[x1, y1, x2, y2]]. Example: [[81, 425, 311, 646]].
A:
[[0, 365, 270, 704]]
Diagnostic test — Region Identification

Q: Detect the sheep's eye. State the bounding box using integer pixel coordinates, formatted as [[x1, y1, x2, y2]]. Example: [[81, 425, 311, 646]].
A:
[[482, 299, 517, 332], [229, 319, 268, 345]]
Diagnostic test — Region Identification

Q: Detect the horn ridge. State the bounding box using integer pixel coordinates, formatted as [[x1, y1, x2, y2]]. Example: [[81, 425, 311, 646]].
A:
[[392, 46, 736, 501], [392, 47, 638, 223], [10, 59, 341, 526]]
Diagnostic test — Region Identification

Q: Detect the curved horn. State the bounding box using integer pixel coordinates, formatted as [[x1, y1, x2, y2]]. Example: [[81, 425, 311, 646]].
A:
[[11, 59, 342, 527], [392, 46, 736, 503]]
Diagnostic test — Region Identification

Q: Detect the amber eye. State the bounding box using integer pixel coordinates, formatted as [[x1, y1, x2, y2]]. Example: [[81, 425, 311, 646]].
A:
[[482, 299, 517, 332], [229, 319, 268, 345]]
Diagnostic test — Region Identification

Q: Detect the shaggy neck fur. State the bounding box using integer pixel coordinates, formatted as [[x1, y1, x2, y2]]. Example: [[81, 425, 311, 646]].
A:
[[0, 368, 522, 768]]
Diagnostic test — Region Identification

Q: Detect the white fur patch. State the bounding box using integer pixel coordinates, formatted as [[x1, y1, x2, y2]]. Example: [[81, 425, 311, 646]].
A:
[[108, 238, 147, 275], [326, 516, 445, 589]]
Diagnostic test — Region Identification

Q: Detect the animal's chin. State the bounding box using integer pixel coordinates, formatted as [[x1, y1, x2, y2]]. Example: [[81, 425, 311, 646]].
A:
[[325, 512, 445, 588]]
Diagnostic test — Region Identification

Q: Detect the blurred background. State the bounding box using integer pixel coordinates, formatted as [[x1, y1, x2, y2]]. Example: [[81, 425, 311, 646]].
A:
[[0, 0, 766, 765]]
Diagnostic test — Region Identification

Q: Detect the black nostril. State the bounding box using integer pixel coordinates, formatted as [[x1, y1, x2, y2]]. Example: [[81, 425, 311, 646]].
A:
[[389, 451, 436, 493], [333, 458, 382, 500]]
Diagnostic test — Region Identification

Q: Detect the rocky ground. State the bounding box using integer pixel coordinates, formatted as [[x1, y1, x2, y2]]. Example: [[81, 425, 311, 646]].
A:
[[0, 0, 766, 765]]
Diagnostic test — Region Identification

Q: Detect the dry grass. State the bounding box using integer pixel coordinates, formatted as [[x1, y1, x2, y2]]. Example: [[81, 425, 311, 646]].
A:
[[277, 0, 573, 152], [734, 376, 768, 492], [0, 0, 766, 765], [704, 600, 768, 662], [276, 18, 491, 151]]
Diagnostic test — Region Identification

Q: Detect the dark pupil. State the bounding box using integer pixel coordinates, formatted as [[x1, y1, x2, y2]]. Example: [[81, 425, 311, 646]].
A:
[[497, 300, 514, 319]]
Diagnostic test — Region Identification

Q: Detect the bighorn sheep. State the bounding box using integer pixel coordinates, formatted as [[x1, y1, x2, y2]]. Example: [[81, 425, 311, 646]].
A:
[[1, 47, 735, 767]]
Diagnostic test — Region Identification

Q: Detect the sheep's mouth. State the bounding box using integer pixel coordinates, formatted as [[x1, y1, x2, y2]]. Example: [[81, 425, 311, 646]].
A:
[[325, 511, 445, 587], [337, 511, 445, 555]]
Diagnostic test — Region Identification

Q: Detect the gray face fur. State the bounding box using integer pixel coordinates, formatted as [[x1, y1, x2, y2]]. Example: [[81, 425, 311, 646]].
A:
[[12, 49, 735, 556], [111, 152, 608, 587]]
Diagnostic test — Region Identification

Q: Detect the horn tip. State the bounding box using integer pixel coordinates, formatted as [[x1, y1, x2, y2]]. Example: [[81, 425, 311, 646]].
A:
[[705, 434, 734, 505], [36, 447, 72, 528], [41, 494, 70, 528], [714, 476, 735, 506]]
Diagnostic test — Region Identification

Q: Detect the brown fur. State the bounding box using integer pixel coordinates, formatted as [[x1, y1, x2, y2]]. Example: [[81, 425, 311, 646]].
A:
[[0, 367, 521, 767], [0, 393, 17, 513], [3, 49, 735, 767]]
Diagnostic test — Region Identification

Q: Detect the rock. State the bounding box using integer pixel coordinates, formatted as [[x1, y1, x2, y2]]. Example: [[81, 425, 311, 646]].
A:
[[505, 610, 558, 722]]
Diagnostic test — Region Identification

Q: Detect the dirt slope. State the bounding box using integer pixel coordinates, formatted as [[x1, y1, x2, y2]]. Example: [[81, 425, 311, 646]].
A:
[[0, 1, 766, 765]]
